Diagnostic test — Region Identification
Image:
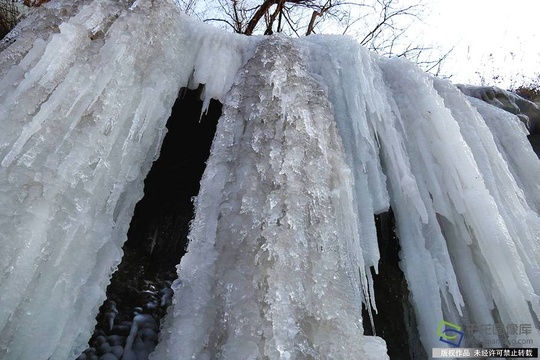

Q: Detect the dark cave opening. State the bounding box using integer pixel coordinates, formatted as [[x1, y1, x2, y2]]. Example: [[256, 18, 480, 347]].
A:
[[123, 85, 222, 277], [528, 134, 540, 158], [106, 85, 222, 318], [81, 87, 222, 359], [84, 87, 417, 359], [362, 209, 424, 360]]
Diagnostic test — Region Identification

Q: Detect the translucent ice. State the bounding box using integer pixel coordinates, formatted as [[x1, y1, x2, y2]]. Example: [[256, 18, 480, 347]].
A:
[[1, 0, 540, 359], [151, 35, 382, 360], [0, 0, 257, 358]]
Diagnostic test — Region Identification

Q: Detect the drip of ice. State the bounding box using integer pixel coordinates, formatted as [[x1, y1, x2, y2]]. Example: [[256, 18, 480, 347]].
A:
[[0, 1, 257, 359], [151, 34, 383, 359], [1, 0, 540, 359]]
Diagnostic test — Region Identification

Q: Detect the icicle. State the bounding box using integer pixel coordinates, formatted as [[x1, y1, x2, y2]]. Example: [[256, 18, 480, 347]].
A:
[[151, 36, 387, 360], [0, 1, 196, 358], [2, 0, 540, 358]]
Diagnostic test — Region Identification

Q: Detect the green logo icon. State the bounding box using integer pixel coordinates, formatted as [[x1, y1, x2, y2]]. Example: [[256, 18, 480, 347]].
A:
[[437, 320, 464, 347]]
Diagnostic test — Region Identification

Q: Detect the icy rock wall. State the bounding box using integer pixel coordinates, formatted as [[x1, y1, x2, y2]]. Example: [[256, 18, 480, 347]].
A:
[[153, 30, 540, 359], [151, 35, 386, 360], [0, 0, 257, 359], [457, 84, 540, 133], [303, 34, 540, 352], [2, 0, 540, 358], [378, 64, 540, 351]]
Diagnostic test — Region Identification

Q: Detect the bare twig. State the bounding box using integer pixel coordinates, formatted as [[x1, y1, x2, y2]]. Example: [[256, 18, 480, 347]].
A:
[[193, 0, 452, 77]]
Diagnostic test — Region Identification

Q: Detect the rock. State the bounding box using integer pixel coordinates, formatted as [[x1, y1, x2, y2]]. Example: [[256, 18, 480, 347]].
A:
[[83, 347, 99, 360], [120, 348, 137, 360], [107, 335, 126, 346], [110, 345, 124, 358], [99, 353, 119, 360], [137, 328, 157, 343], [457, 84, 540, 134], [111, 323, 132, 336], [97, 342, 112, 356]]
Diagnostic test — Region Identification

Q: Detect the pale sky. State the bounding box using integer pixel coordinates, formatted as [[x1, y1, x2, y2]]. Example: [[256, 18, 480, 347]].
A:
[[180, 0, 539, 89], [417, 0, 540, 88]]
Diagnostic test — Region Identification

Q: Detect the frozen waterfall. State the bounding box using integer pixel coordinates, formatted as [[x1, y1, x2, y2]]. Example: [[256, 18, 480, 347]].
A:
[[1, 0, 540, 359]]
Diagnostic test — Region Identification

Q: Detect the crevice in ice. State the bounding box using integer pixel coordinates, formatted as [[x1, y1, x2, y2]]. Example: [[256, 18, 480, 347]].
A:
[[123, 85, 221, 272], [79, 86, 222, 360], [362, 209, 419, 359], [529, 134, 540, 158]]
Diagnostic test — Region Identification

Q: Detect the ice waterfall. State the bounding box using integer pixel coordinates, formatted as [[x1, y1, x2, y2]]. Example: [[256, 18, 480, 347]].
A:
[[1, 0, 540, 359]]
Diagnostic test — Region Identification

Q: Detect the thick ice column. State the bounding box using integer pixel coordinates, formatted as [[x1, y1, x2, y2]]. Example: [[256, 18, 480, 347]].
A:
[[151, 36, 388, 360], [300, 36, 391, 316], [302, 38, 463, 349], [0, 1, 190, 358], [321, 52, 466, 353]]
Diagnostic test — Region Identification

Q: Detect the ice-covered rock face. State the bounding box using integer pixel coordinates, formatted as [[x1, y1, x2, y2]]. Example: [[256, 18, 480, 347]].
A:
[[2, 0, 540, 359], [0, 0, 213, 358], [151, 35, 385, 360], [458, 84, 540, 134]]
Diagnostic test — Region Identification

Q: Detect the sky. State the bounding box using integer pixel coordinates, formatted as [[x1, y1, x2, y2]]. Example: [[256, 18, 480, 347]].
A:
[[415, 0, 540, 88], [177, 0, 540, 89]]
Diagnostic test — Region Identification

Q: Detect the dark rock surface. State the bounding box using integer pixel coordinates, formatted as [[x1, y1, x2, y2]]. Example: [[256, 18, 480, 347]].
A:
[[457, 84, 540, 157], [457, 84, 540, 134]]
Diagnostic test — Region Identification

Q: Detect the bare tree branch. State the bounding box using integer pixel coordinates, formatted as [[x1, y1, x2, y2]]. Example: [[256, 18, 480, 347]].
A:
[[203, 17, 238, 31], [180, 0, 452, 77]]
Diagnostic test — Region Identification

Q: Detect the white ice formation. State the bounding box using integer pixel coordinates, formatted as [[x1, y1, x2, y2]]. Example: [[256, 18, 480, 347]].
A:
[[1, 0, 540, 359], [458, 84, 540, 134]]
